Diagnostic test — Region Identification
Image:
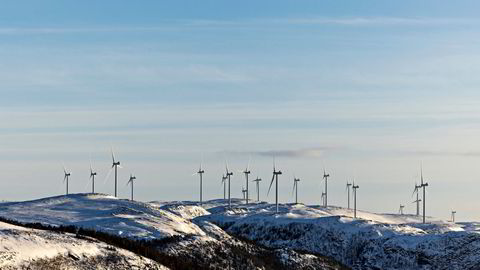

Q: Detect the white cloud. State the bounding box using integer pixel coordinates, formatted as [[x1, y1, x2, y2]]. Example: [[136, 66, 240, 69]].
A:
[[0, 17, 476, 36]]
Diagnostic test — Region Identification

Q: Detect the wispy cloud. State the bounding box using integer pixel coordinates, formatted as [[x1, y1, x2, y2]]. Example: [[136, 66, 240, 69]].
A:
[[271, 17, 477, 26], [0, 17, 476, 35], [225, 147, 331, 158]]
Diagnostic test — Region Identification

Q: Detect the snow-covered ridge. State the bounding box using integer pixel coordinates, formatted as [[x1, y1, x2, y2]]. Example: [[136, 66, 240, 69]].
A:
[[0, 221, 168, 269], [2, 194, 479, 269], [0, 193, 205, 240], [199, 202, 480, 269]]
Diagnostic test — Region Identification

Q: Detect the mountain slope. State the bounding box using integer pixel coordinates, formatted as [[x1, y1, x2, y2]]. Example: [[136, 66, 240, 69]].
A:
[[0, 193, 204, 240], [199, 202, 480, 269], [0, 221, 167, 269], [0, 194, 347, 270]]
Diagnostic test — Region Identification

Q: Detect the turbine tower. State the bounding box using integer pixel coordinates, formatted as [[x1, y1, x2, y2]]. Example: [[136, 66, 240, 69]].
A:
[[90, 164, 97, 194], [346, 182, 352, 209], [322, 168, 330, 207], [111, 149, 121, 197], [221, 174, 227, 200], [225, 162, 233, 209], [352, 182, 359, 219], [253, 177, 262, 201], [242, 163, 251, 205], [242, 187, 247, 201], [420, 166, 429, 224], [412, 182, 422, 216], [321, 192, 326, 207], [195, 163, 205, 206], [267, 160, 282, 213], [63, 166, 71, 195], [127, 174, 136, 201], [399, 204, 405, 215], [451, 210, 456, 223], [292, 177, 300, 204]]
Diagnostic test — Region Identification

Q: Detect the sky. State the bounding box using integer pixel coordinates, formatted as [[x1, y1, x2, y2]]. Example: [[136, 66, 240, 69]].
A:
[[1, 1, 480, 221]]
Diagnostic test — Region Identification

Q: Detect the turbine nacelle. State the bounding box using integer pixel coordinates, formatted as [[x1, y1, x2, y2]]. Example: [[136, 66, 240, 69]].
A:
[[127, 174, 136, 185]]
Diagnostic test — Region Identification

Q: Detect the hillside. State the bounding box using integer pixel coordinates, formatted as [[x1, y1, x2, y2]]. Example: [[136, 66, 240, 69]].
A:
[[0, 194, 345, 270], [0, 221, 167, 269], [2, 194, 479, 269]]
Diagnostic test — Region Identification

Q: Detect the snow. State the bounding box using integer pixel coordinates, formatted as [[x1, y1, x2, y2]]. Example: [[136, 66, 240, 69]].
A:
[[197, 201, 480, 269], [0, 221, 168, 269], [0, 193, 205, 240], [1, 194, 479, 269]]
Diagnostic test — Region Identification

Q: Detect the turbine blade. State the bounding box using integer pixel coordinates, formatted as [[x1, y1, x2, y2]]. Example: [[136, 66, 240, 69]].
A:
[[292, 181, 296, 196], [83, 176, 91, 191], [267, 174, 275, 196], [111, 147, 116, 163], [420, 163, 424, 185], [90, 157, 93, 174], [103, 166, 114, 185]]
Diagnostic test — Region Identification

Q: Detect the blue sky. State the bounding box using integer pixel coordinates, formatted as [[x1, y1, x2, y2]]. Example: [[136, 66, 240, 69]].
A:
[[1, 1, 480, 221]]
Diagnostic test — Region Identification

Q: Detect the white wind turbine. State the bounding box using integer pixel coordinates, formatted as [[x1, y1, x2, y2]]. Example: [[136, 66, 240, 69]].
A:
[[106, 148, 122, 197], [253, 177, 262, 202], [267, 158, 282, 213], [193, 161, 205, 206], [126, 174, 136, 201], [63, 164, 71, 195], [225, 161, 233, 209], [89, 162, 97, 194], [292, 177, 300, 204]]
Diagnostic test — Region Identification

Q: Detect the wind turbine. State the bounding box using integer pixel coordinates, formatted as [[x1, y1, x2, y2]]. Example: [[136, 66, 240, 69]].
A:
[[89, 163, 97, 194], [322, 168, 330, 207], [412, 182, 422, 216], [346, 182, 352, 209], [420, 166, 429, 224], [292, 177, 300, 204], [399, 204, 405, 215], [451, 210, 456, 223], [126, 174, 136, 201], [194, 162, 205, 206], [221, 174, 227, 200], [63, 165, 71, 195], [253, 177, 262, 201], [267, 159, 282, 213], [225, 162, 233, 209], [352, 182, 359, 219], [241, 161, 251, 205], [111, 148, 122, 197], [242, 187, 247, 201]]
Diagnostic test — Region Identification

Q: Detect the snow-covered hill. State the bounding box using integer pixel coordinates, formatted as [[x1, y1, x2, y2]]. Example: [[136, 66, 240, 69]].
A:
[[0, 193, 205, 240], [0, 194, 346, 270], [2, 194, 479, 269], [199, 202, 480, 269], [0, 221, 167, 269]]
